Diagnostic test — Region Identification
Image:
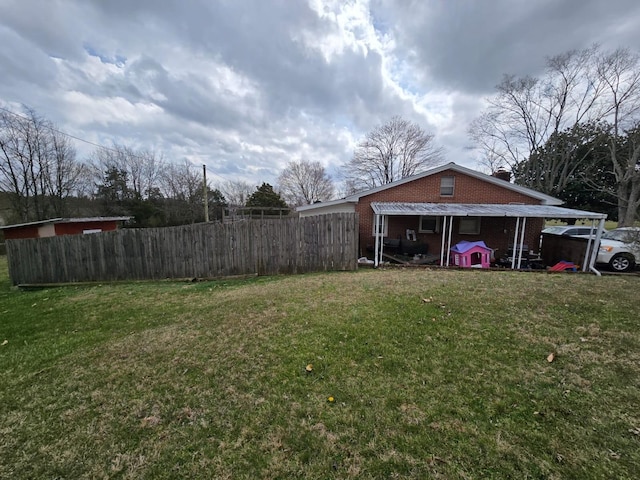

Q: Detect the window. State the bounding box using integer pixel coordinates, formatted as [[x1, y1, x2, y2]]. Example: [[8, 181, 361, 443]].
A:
[[459, 217, 480, 235], [419, 216, 441, 233], [440, 176, 455, 196], [372, 215, 388, 237]]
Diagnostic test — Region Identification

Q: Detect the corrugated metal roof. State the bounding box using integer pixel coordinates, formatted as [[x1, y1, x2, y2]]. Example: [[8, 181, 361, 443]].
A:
[[370, 202, 607, 219]]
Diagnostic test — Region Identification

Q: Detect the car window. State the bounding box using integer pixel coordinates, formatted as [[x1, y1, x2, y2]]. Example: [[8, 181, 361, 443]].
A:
[[602, 231, 621, 241], [621, 230, 640, 243], [602, 229, 640, 243]]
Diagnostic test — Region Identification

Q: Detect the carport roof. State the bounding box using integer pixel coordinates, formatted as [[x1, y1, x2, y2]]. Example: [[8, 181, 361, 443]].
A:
[[370, 202, 607, 219]]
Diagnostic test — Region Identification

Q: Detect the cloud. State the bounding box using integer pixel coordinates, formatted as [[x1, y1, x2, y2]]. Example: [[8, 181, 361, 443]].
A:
[[1, 0, 639, 190]]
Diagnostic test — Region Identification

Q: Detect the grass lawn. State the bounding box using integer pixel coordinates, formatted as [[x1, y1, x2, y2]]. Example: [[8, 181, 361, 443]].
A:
[[1, 257, 639, 479]]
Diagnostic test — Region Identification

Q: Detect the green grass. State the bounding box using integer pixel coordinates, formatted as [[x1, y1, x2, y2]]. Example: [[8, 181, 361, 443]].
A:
[[1, 257, 639, 479]]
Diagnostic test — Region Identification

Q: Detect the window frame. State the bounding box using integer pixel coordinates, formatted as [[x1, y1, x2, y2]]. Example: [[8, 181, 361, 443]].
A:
[[459, 216, 481, 235], [440, 176, 455, 196], [418, 215, 441, 233], [372, 215, 388, 237]]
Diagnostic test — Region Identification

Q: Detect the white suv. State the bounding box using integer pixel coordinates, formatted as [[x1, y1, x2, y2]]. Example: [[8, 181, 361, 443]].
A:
[[597, 227, 640, 272], [541, 225, 603, 238]]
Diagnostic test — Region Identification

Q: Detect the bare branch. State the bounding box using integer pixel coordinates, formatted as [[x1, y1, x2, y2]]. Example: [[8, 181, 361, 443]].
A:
[[344, 116, 443, 189], [277, 159, 334, 207]]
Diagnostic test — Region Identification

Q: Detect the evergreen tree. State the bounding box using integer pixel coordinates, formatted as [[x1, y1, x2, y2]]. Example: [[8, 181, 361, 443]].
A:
[[245, 183, 289, 216]]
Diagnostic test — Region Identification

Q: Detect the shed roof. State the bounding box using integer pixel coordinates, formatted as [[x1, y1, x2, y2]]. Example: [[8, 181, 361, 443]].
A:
[[370, 202, 607, 219], [0, 217, 132, 230]]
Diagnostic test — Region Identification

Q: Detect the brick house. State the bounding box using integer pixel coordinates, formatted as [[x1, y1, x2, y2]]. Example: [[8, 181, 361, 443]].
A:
[[298, 163, 607, 271]]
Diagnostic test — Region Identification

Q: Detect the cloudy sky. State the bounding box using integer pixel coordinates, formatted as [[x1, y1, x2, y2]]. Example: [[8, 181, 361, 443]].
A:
[[1, 0, 639, 191]]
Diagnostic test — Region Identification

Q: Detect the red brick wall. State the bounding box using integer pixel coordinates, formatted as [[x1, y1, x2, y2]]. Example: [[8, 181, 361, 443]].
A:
[[357, 169, 544, 258], [4, 221, 120, 240], [54, 221, 119, 236], [3, 226, 40, 240]]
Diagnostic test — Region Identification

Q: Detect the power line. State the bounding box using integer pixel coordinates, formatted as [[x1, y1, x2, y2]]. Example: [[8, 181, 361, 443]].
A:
[[0, 104, 232, 184], [0, 105, 136, 157]]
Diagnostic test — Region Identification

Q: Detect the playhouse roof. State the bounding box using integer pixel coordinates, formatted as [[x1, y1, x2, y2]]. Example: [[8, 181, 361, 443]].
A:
[[450, 240, 491, 254]]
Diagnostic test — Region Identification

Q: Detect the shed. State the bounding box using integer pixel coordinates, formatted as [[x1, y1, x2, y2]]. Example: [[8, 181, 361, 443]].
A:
[[0, 217, 131, 240], [450, 240, 492, 268]]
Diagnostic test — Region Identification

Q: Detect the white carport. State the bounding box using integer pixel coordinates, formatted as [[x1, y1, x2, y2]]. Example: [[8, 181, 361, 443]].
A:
[[371, 202, 608, 274]]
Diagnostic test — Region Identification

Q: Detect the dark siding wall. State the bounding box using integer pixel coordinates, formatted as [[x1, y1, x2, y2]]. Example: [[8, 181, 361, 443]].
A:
[[4, 221, 120, 240], [54, 221, 119, 236], [3, 226, 40, 240]]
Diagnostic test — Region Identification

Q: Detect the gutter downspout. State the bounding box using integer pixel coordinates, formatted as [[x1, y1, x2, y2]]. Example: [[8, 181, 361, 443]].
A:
[[440, 216, 448, 267], [588, 217, 607, 276], [511, 217, 521, 270], [582, 218, 600, 273], [445, 216, 453, 267], [380, 215, 386, 266], [582, 219, 595, 272], [374, 214, 381, 268], [517, 217, 527, 269]]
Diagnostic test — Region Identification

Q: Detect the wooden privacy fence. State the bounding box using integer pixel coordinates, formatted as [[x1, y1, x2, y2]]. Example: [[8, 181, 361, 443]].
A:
[[6, 213, 359, 285]]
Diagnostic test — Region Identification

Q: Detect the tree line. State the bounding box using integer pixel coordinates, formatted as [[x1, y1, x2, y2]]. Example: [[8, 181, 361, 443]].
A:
[[6, 43, 636, 231], [471, 45, 640, 226], [0, 107, 294, 227], [0, 105, 442, 228]]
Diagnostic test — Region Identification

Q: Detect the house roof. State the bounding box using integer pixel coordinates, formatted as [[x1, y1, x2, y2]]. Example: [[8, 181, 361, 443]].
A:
[[0, 216, 132, 230], [371, 202, 607, 219], [297, 162, 563, 213]]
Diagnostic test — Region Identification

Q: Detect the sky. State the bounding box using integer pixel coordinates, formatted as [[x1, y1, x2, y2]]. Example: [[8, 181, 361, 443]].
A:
[[1, 0, 640, 192]]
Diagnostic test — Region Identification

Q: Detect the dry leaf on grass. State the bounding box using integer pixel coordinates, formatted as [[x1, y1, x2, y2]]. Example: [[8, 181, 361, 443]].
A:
[[547, 353, 555, 363], [141, 415, 161, 428]]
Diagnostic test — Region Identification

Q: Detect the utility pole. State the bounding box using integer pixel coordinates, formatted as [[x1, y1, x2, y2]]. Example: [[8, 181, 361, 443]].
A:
[[203, 164, 209, 222]]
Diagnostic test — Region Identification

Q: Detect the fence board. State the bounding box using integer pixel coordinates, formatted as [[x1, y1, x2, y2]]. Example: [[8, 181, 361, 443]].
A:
[[5, 214, 359, 285]]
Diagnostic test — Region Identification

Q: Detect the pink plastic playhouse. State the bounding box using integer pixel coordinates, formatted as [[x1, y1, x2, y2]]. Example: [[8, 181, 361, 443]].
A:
[[449, 240, 492, 269]]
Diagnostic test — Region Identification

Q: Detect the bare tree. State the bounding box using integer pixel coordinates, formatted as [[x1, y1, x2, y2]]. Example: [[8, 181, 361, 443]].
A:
[[162, 160, 199, 200], [605, 123, 640, 225], [471, 45, 640, 225], [596, 49, 640, 225], [46, 131, 88, 216], [470, 46, 608, 172], [0, 107, 85, 222], [219, 179, 254, 207], [91, 143, 165, 201], [276, 159, 334, 206], [343, 116, 443, 190], [160, 159, 204, 224]]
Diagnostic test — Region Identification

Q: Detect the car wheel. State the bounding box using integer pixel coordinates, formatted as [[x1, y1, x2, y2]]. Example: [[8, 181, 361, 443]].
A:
[[609, 253, 635, 272]]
